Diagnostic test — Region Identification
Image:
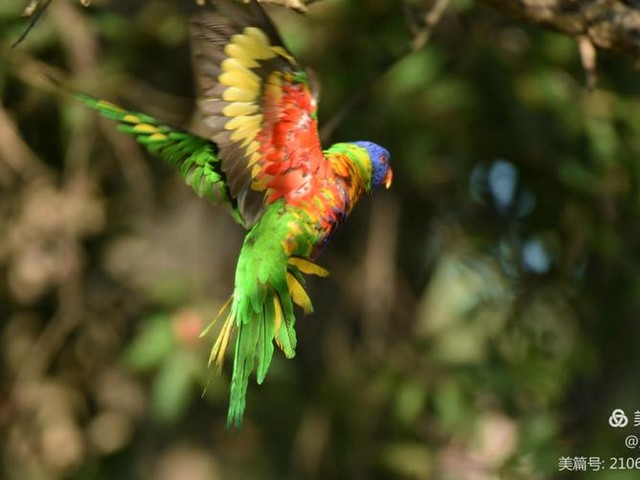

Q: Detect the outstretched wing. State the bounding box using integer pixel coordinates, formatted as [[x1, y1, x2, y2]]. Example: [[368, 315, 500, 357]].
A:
[[76, 94, 245, 224], [190, 0, 326, 226]]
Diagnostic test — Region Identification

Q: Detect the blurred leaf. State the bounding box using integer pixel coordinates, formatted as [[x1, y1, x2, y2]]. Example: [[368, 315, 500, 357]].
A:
[[585, 116, 618, 162], [521, 413, 558, 451], [152, 350, 197, 423], [516, 69, 574, 109], [434, 380, 472, 432], [386, 49, 443, 95], [379, 442, 432, 478], [557, 158, 596, 193], [124, 314, 175, 371], [426, 78, 475, 112], [540, 32, 576, 64], [393, 379, 428, 426]]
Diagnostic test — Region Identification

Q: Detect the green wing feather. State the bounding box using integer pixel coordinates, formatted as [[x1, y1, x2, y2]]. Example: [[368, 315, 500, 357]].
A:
[[76, 93, 245, 224]]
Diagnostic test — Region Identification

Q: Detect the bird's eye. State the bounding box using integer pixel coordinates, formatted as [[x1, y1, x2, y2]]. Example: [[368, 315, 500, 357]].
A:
[[380, 155, 387, 165]]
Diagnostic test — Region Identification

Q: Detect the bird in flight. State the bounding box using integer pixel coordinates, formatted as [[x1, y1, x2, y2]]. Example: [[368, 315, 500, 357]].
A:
[[76, 0, 392, 427]]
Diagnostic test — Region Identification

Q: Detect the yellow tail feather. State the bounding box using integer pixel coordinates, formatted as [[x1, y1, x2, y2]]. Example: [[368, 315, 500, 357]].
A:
[[201, 297, 235, 370], [273, 295, 283, 335], [286, 272, 313, 314], [202, 258, 328, 373], [199, 296, 233, 339], [210, 314, 235, 371]]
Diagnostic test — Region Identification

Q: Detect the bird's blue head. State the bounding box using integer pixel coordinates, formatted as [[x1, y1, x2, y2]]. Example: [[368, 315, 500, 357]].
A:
[[353, 141, 393, 189]]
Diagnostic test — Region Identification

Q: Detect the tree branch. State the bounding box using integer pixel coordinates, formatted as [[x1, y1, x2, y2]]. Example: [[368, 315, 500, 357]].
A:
[[480, 0, 640, 56]]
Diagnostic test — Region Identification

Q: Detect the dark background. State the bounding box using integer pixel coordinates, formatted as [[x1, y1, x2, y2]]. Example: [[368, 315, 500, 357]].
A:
[[3, 0, 640, 478]]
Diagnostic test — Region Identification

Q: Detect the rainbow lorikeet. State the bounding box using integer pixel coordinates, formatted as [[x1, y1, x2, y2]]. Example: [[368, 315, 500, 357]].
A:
[[76, 0, 392, 427]]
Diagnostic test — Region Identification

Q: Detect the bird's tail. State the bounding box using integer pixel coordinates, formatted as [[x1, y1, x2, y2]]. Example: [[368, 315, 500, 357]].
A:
[[201, 256, 328, 428]]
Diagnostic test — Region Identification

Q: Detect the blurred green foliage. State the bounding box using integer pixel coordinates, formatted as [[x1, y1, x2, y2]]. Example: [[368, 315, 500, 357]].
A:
[[3, 0, 640, 479]]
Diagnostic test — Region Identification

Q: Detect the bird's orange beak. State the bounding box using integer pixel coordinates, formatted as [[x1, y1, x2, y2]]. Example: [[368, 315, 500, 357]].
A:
[[383, 167, 393, 189]]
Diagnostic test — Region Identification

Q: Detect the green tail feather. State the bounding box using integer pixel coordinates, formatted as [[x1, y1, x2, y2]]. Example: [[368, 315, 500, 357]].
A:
[[226, 286, 297, 428], [75, 94, 241, 217], [206, 252, 325, 428], [222, 205, 301, 428], [207, 217, 327, 428]]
